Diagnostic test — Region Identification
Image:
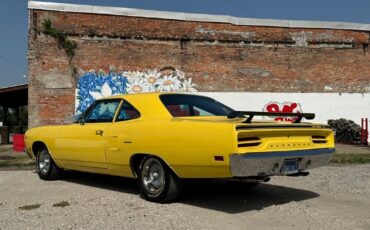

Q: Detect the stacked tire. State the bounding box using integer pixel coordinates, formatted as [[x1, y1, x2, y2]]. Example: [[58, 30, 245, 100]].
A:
[[328, 118, 362, 144]]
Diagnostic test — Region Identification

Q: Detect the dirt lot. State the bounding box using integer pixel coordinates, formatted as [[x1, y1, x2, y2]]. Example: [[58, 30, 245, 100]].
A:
[[0, 164, 369, 230]]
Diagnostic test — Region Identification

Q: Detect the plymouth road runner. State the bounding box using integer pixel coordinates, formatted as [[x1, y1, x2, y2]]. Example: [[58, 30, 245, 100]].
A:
[[25, 93, 335, 202]]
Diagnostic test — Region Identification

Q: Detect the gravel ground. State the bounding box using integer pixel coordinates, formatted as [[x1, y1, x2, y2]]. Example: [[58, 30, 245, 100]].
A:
[[0, 165, 369, 230]]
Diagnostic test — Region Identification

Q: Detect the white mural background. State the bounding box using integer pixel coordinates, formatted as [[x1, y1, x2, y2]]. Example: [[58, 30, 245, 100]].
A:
[[200, 91, 370, 140]]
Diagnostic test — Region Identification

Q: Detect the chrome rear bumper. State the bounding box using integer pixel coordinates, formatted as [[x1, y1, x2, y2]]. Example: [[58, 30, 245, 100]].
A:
[[229, 148, 335, 177]]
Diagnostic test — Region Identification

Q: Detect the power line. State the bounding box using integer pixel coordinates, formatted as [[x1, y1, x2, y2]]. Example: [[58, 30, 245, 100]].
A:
[[0, 55, 27, 71]]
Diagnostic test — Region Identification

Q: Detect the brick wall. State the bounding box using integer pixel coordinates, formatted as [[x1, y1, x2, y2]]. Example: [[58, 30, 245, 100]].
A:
[[28, 9, 370, 127]]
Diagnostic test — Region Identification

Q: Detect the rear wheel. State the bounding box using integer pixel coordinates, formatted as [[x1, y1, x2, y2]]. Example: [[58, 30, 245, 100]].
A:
[[137, 157, 182, 203], [36, 148, 62, 180]]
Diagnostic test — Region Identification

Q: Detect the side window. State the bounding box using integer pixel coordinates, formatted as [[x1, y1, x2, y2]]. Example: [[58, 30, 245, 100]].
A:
[[165, 104, 191, 117], [85, 100, 120, 123], [116, 101, 140, 122], [193, 106, 212, 116], [160, 94, 233, 117]]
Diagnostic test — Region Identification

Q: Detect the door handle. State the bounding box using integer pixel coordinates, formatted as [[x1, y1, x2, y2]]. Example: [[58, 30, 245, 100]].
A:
[[108, 147, 119, 151], [95, 130, 104, 136]]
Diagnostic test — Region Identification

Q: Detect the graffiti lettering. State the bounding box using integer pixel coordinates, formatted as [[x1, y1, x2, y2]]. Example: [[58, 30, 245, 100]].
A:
[[263, 102, 303, 122]]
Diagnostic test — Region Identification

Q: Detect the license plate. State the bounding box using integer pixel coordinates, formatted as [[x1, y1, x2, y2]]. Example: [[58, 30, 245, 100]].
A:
[[281, 159, 299, 174]]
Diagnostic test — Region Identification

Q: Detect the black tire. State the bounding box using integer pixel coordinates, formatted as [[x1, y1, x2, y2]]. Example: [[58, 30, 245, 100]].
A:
[[137, 157, 182, 203], [36, 148, 62, 180]]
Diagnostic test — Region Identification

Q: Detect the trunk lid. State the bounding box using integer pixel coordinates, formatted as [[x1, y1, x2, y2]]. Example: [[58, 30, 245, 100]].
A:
[[173, 116, 334, 154]]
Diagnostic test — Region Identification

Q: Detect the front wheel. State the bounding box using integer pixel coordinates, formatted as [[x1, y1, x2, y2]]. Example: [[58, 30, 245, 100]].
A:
[[137, 157, 182, 203], [36, 148, 63, 180]]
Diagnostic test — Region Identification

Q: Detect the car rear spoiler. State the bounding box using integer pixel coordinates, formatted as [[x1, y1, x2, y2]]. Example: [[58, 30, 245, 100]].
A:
[[227, 111, 315, 123]]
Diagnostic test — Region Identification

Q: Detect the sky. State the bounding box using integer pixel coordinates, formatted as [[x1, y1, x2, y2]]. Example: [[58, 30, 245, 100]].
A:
[[0, 0, 370, 88]]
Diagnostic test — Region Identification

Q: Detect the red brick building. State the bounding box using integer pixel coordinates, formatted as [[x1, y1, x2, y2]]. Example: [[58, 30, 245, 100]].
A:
[[28, 1, 370, 128]]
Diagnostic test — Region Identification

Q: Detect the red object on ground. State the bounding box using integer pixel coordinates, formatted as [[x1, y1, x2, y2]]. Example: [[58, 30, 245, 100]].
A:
[[361, 118, 369, 146], [365, 118, 369, 145], [13, 134, 25, 152]]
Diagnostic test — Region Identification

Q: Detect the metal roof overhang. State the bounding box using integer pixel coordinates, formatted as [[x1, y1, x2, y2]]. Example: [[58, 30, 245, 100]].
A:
[[0, 84, 28, 108]]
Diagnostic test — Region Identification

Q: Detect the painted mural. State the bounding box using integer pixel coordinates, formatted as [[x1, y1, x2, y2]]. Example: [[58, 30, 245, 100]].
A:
[[75, 68, 197, 116], [263, 101, 303, 122]]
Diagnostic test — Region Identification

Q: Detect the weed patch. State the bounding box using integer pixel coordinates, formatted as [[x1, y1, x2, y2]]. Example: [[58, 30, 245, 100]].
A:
[[18, 204, 41, 211], [52, 201, 70, 208], [330, 153, 370, 164]]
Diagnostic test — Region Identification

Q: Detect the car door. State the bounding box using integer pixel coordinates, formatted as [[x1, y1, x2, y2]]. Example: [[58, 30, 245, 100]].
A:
[[55, 99, 122, 169], [105, 100, 141, 176]]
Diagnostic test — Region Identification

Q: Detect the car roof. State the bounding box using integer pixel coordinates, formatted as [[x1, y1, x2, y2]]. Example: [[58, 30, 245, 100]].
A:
[[101, 92, 199, 119], [103, 92, 168, 100]]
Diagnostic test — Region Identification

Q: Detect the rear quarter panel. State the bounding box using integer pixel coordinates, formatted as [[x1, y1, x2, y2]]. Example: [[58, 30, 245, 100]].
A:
[[125, 118, 236, 178]]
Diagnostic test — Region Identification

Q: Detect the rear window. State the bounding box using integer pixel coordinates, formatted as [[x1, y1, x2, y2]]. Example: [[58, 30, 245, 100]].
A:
[[160, 94, 233, 117]]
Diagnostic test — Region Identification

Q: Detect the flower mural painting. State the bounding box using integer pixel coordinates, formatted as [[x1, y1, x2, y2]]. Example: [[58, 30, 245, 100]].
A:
[[126, 77, 149, 93], [123, 68, 197, 93], [75, 67, 197, 115], [89, 82, 113, 100], [182, 78, 197, 92], [143, 70, 162, 91], [75, 72, 128, 116], [157, 75, 182, 92]]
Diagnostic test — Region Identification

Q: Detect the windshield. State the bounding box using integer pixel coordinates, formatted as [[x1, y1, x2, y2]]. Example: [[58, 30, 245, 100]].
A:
[[160, 94, 234, 117]]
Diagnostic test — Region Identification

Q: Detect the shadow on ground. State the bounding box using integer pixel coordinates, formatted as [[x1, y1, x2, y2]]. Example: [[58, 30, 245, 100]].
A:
[[180, 180, 319, 214], [61, 171, 139, 195], [61, 171, 319, 214]]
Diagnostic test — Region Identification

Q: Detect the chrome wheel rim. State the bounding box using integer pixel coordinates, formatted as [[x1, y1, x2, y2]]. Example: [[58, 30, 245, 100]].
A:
[[141, 158, 165, 197], [38, 150, 51, 174]]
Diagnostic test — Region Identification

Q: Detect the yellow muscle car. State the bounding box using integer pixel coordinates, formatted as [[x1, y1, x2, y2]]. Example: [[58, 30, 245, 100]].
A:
[[25, 93, 335, 202]]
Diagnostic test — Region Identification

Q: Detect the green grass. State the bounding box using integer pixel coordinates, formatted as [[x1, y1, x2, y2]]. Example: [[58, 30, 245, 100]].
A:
[[0, 161, 35, 168], [330, 153, 370, 164], [0, 156, 35, 169], [0, 146, 13, 152]]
